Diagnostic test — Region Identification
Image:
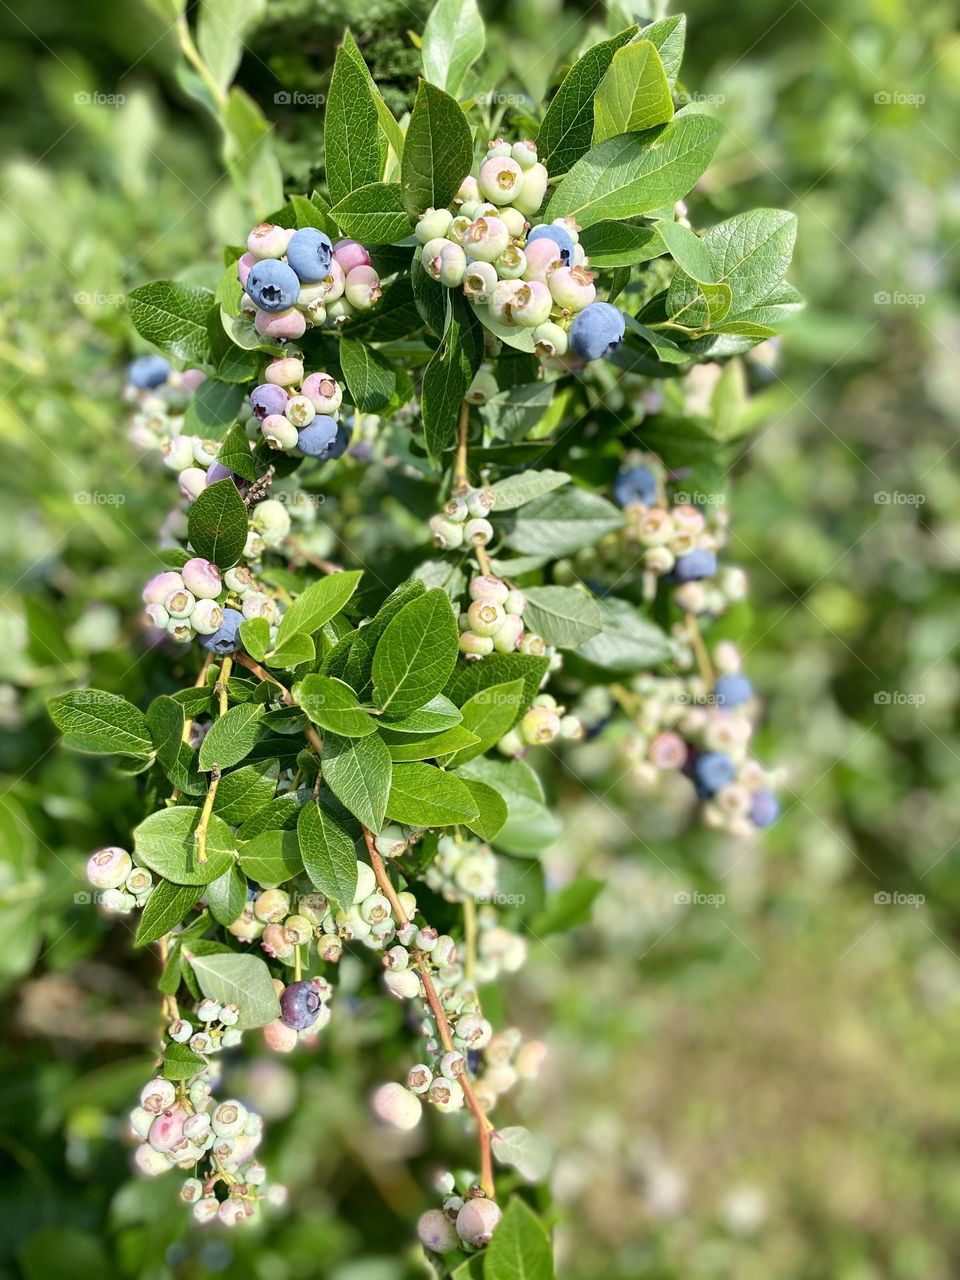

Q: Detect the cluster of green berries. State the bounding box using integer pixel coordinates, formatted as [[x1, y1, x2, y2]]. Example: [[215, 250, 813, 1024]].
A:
[[429, 486, 497, 555], [237, 223, 381, 336], [125, 358, 207, 453], [621, 642, 781, 835], [141, 559, 236, 645], [423, 834, 498, 903], [243, 358, 350, 460], [85, 845, 154, 913], [415, 139, 626, 362], [455, 573, 546, 661], [131, 1058, 284, 1226], [498, 692, 582, 755]]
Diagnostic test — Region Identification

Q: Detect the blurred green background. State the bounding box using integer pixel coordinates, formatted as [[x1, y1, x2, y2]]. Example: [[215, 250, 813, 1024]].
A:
[[1, 0, 959, 1277]]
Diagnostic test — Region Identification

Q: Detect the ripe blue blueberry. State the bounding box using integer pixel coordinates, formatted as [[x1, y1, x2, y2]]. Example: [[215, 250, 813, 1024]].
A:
[[714, 673, 753, 707], [613, 466, 657, 508], [526, 223, 575, 266], [128, 355, 170, 389], [246, 259, 301, 313], [674, 548, 718, 581], [286, 228, 334, 282], [750, 788, 779, 827], [297, 415, 339, 457], [693, 751, 737, 798], [279, 979, 323, 1030], [200, 607, 243, 655], [249, 383, 289, 421], [568, 301, 626, 361]]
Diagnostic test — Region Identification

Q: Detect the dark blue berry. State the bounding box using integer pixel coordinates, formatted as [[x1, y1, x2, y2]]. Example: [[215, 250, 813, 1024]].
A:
[[247, 259, 300, 313], [613, 466, 657, 508], [568, 302, 626, 361], [286, 228, 334, 282], [200, 608, 243, 655], [280, 980, 322, 1030], [714, 674, 753, 707], [674, 549, 717, 582], [693, 751, 736, 798], [128, 355, 170, 388]]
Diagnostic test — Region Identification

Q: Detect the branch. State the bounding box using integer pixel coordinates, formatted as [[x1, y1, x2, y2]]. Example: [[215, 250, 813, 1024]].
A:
[[233, 653, 324, 755]]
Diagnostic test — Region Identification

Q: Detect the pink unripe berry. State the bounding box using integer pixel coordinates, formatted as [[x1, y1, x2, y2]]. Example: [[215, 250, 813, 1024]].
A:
[[147, 1106, 187, 1153], [86, 845, 133, 891], [181, 368, 207, 392], [371, 1082, 422, 1130], [263, 1018, 298, 1053], [456, 1197, 502, 1246], [182, 557, 222, 600], [236, 252, 256, 287], [464, 216, 510, 264], [469, 575, 509, 604], [478, 155, 524, 204], [302, 373, 343, 414], [344, 265, 382, 309], [650, 730, 687, 769], [255, 307, 307, 340], [522, 236, 563, 283], [246, 222, 289, 259], [143, 571, 184, 605], [322, 260, 346, 302], [264, 356, 304, 386], [333, 239, 372, 273], [548, 265, 597, 311]]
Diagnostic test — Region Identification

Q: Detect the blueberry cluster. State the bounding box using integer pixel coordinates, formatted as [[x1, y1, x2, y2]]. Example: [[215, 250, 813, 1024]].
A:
[[620, 643, 781, 836], [415, 139, 626, 362], [242, 358, 350, 459], [141, 560, 235, 647], [455, 573, 547, 660], [125, 357, 207, 454], [423, 834, 498, 902], [418, 1178, 503, 1253], [86, 845, 155, 914], [237, 224, 382, 336], [130, 1052, 285, 1227]]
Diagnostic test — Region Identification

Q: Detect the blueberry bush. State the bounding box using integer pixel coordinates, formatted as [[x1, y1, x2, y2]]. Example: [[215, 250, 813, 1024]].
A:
[[40, 2, 806, 1269]]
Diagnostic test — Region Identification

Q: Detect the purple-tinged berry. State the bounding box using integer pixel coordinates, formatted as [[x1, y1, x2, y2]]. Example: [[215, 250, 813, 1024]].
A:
[[456, 1197, 502, 1247], [302, 373, 342, 414], [750, 788, 779, 827], [286, 227, 334, 281], [613, 466, 657, 508], [714, 673, 753, 707], [182, 557, 222, 600], [200, 607, 243, 654], [568, 301, 626, 361], [279, 979, 324, 1030], [250, 383, 289, 420], [236, 252, 256, 288], [527, 222, 575, 266], [522, 237, 563, 283], [333, 239, 372, 274]]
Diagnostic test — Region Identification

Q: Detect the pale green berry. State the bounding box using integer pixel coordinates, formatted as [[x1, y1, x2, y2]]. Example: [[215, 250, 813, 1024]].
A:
[[251, 499, 291, 547], [447, 215, 473, 245], [440, 1049, 466, 1078], [511, 139, 538, 169], [479, 156, 524, 205], [284, 914, 314, 945], [467, 599, 504, 637], [465, 370, 499, 405], [428, 1076, 465, 1113], [500, 205, 528, 237], [492, 614, 523, 652], [162, 435, 195, 471], [336, 906, 371, 940], [519, 632, 546, 655], [211, 1100, 248, 1138], [497, 727, 525, 756], [375, 824, 408, 858], [521, 705, 561, 745], [166, 619, 192, 644], [360, 892, 392, 925], [354, 860, 377, 903], [532, 321, 568, 357], [224, 565, 255, 595], [384, 968, 422, 999], [464, 517, 494, 546], [193, 438, 220, 466], [253, 888, 290, 923], [164, 587, 195, 619], [513, 162, 549, 216], [494, 246, 527, 279], [443, 496, 470, 523], [190, 598, 223, 635], [460, 633, 494, 658], [416, 207, 455, 244], [430, 514, 464, 549], [463, 261, 499, 303], [284, 394, 316, 428], [371, 1082, 422, 1130], [408, 1064, 433, 1094], [486, 138, 512, 159], [559, 714, 582, 740], [197, 998, 221, 1022]]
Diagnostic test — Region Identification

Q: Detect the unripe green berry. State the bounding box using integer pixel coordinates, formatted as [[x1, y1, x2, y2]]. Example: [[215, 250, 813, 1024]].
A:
[[467, 599, 505, 637], [459, 632, 494, 658], [464, 517, 494, 546], [428, 1076, 465, 1112], [521, 705, 561, 745], [254, 888, 290, 923], [416, 208, 454, 244], [492, 614, 524, 652], [494, 246, 527, 279], [532, 321, 569, 357], [429, 514, 464, 549], [371, 1082, 422, 1130]]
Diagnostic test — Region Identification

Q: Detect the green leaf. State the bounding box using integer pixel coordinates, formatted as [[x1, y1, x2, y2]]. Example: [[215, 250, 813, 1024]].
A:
[[666, 273, 732, 328], [197, 0, 266, 93], [593, 40, 674, 143], [48, 689, 152, 757], [373, 588, 460, 716], [294, 674, 380, 737], [276, 571, 363, 645], [693, 208, 799, 316], [187, 477, 249, 568], [296, 796, 358, 905], [532, 877, 603, 935], [237, 794, 300, 839], [343, 580, 426, 696], [381, 694, 462, 734], [183, 378, 244, 437], [500, 487, 623, 556], [290, 192, 339, 237], [421, 0, 485, 96], [641, 14, 686, 90], [133, 807, 235, 885], [656, 218, 715, 281], [575, 596, 672, 673], [620, 314, 689, 364], [386, 762, 479, 826], [536, 26, 638, 178], [239, 616, 270, 661], [127, 282, 213, 365], [445, 653, 548, 715], [330, 182, 411, 244], [385, 725, 480, 761], [578, 220, 664, 267], [484, 1198, 553, 1280], [265, 633, 316, 669], [206, 864, 247, 926], [162, 1042, 206, 1081], [445, 678, 525, 765], [325, 34, 387, 205], [456, 756, 558, 856], [213, 761, 278, 824], [421, 292, 484, 459], [322, 732, 392, 830], [458, 778, 507, 841], [198, 703, 263, 771], [146, 695, 204, 795], [239, 829, 303, 885], [339, 337, 397, 412], [135, 881, 200, 946], [401, 80, 473, 222], [488, 470, 570, 511], [521, 586, 603, 648], [216, 419, 257, 481], [546, 114, 723, 228], [184, 950, 280, 1029], [491, 1126, 552, 1182]]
